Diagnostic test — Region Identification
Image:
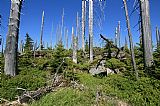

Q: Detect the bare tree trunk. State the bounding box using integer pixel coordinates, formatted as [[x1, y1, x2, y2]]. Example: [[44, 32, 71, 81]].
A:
[[72, 27, 77, 64], [4, 0, 23, 76], [89, 0, 93, 62], [76, 12, 79, 50], [123, 0, 138, 80], [139, 0, 153, 68], [82, 0, 86, 53], [60, 9, 64, 45], [115, 27, 118, 47], [117, 21, 121, 48], [156, 27, 159, 47], [40, 11, 44, 50]]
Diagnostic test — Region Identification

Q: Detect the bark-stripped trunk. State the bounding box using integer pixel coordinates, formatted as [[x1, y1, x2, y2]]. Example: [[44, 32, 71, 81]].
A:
[[4, 0, 23, 76], [76, 12, 79, 50], [89, 0, 93, 62], [139, 0, 153, 68], [115, 27, 118, 47], [72, 27, 77, 64], [123, 0, 138, 80], [117, 21, 121, 48], [60, 9, 64, 45], [40, 11, 44, 50], [156, 27, 159, 47], [82, 0, 86, 53]]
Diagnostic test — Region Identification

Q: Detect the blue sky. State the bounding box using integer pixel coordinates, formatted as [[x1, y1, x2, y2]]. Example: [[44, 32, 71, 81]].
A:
[[0, 0, 160, 49]]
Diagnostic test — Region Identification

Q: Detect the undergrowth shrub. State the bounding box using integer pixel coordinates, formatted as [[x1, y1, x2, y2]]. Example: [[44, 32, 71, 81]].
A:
[[73, 73, 160, 106], [0, 68, 48, 101], [105, 58, 126, 69]]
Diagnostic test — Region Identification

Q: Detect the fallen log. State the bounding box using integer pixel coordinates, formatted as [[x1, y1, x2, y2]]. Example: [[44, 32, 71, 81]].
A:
[[1, 75, 68, 106]]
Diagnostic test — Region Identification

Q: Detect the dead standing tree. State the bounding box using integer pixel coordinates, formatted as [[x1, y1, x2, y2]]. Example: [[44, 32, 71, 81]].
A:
[[115, 27, 118, 47], [89, 0, 94, 62], [139, 0, 153, 68], [60, 8, 64, 45], [76, 12, 79, 49], [72, 27, 77, 64], [123, 0, 138, 80], [82, 0, 86, 53], [117, 21, 121, 48], [4, 0, 23, 76], [40, 11, 45, 50]]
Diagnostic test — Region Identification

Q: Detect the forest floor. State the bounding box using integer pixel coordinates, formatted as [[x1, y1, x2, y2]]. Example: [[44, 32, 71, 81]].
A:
[[30, 72, 160, 106]]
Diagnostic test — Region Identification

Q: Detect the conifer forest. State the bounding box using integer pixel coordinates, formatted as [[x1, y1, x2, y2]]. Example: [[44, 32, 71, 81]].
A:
[[1, 0, 160, 106]]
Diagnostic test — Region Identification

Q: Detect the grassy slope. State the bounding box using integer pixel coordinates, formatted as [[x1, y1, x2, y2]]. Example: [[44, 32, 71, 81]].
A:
[[31, 73, 160, 106]]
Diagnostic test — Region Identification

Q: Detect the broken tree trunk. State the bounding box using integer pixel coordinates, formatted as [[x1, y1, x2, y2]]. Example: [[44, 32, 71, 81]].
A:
[[139, 0, 153, 68], [40, 11, 44, 50], [4, 0, 23, 76], [123, 0, 138, 80], [82, 0, 86, 53], [89, 0, 93, 62], [100, 34, 121, 59]]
